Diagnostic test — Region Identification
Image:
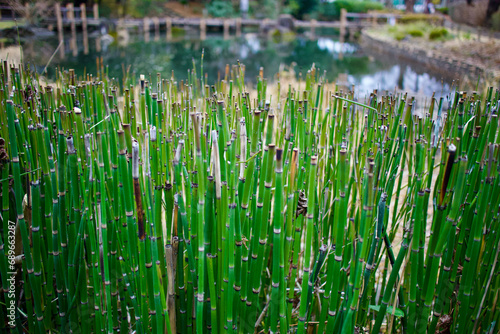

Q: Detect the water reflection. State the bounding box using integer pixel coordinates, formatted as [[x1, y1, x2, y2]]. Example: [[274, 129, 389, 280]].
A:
[[349, 65, 451, 97], [12, 31, 453, 97], [317, 37, 356, 55]]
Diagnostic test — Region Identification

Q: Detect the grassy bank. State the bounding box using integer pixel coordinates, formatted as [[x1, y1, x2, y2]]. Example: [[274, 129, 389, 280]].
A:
[[0, 60, 499, 333]]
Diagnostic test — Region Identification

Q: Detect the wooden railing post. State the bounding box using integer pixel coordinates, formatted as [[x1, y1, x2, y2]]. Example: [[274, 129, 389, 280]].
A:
[[144, 17, 150, 42], [93, 3, 99, 20], [25, 4, 30, 23], [200, 19, 206, 40], [81, 3, 89, 55], [340, 9, 347, 60], [310, 19, 316, 39], [55, 3, 64, 59], [153, 17, 160, 41], [166, 17, 172, 41], [223, 19, 229, 39], [236, 18, 241, 37], [94, 3, 101, 53], [67, 3, 77, 56], [340, 8, 347, 35]]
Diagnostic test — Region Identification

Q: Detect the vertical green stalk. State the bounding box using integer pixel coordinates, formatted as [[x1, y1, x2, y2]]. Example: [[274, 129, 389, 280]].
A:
[[297, 156, 318, 334], [270, 148, 283, 333], [6, 100, 45, 333]]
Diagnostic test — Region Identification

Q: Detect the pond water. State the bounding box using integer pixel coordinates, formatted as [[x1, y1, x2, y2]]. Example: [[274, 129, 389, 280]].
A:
[[16, 30, 453, 98]]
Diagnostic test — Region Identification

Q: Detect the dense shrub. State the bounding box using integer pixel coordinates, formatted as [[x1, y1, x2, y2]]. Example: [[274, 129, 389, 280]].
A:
[[318, 0, 384, 21], [491, 10, 500, 31], [283, 0, 301, 16], [435, 7, 448, 15], [398, 14, 443, 24], [394, 31, 407, 41], [407, 28, 424, 37], [296, 0, 320, 19], [387, 21, 448, 41], [207, 0, 235, 18], [428, 27, 448, 40]]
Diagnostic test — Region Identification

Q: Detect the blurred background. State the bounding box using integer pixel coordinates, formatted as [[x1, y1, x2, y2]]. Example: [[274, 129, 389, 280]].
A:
[[0, 0, 499, 97]]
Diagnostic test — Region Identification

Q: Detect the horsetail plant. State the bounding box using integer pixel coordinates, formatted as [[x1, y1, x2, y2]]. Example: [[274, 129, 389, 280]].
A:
[[0, 60, 499, 334]]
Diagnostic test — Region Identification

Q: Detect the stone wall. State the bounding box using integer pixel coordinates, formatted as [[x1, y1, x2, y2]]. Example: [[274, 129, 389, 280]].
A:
[[360, 31, 484, 83], [448, 0, 489, 26]]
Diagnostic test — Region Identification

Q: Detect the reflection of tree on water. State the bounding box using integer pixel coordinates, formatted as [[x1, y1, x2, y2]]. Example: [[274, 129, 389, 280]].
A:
[[398, 63, 407, 90]]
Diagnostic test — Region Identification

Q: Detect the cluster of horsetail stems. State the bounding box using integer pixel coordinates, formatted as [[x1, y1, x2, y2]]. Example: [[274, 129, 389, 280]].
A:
[[0, 59, 499, 334]]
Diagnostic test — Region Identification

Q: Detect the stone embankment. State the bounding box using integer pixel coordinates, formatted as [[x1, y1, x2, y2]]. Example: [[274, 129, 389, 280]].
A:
[[360, 28, 500, 86]]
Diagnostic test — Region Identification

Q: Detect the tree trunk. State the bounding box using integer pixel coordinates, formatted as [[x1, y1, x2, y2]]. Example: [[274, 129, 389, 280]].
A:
[[406, 0, 415, 12]]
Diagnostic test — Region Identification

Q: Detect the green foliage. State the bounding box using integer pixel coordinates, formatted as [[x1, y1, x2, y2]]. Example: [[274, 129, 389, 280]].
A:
[[207, 0, 235, 18], [318, 0, 385, 21], [283, 0, 301, 15], [98, 5, 113, 18], [386, 21, 449, 41], [99, 0, 153, 18], [171, 27, 186, 37], [287, 0, 320, 19], [271, 28, 282, 41], [435, 7, 448, 15], [130, 0, 153, 18], [387, 25, 399, 34], [107, 30, 119, 41], [394, 31, 407, 41], [491, 10, 500, 31], [398, 13, 442, 24], [352, 29, 361, 39], [0, 21, 20, 30], [270, 29, 297, 42], [428, 27, 448, 40], [1, 57, 499, 334], [299, 0, 320, 18], [266, 0, 279, 17], [407, 28, 424, 37]]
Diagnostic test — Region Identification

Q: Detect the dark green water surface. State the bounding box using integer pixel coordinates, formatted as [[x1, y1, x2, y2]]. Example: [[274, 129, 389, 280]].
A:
[[20, 31, 453, 97]]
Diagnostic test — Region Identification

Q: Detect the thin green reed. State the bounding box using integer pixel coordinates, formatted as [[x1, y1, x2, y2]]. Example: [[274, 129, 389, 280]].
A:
[[6, 100, 45, 333], [297, 155, 318, 334], [0, 61, 499, 334], [270, 148, 284, 334]]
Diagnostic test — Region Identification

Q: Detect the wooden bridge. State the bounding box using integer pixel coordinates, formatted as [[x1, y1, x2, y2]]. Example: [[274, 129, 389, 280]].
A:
[[49, 3, 400, 33], [41, 3, 402, 59]]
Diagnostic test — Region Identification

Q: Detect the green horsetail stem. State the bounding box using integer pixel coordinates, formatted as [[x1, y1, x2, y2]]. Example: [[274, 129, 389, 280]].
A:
[[270, 148, 284, 334], [297, 155, 318, 334], [190, 112, 207, 334], [419, 143, 457, 332], [6, 100, 45, 333], [249, 142, 275, 328], [323, 142, 349, 330], [1, 61, 499, 334]]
